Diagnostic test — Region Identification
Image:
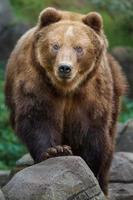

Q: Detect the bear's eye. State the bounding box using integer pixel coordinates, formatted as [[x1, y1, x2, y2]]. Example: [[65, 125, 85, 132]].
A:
[[74, 46, 83, 54], [53, 44, 60, 51]]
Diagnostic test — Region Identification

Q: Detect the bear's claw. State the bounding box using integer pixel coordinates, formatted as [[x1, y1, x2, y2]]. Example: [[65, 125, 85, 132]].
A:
[[43, 145, 73, 160]]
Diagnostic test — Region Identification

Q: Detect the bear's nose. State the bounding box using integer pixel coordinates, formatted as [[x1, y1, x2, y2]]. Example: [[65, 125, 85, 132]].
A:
[[58, 64, 71, 75]]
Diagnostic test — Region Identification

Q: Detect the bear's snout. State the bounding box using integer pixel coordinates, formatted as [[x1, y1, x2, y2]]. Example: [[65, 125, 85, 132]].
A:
[[58, 64, 72, 79]]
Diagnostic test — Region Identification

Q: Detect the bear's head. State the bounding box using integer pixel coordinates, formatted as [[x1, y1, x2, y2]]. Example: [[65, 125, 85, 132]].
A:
[[34, 8, 106, 93]]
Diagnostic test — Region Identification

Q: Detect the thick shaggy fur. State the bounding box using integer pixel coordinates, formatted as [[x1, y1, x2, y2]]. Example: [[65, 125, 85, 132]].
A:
[[5, 8, 127, 196]]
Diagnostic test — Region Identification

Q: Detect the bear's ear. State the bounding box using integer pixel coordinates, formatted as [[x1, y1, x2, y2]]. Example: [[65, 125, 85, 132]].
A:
[[82, 12, 103, 33], [38, 7, 62, 28]]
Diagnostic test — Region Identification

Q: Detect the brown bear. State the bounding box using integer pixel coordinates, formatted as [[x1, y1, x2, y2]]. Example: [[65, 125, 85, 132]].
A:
[[5, 7, 127, 197]]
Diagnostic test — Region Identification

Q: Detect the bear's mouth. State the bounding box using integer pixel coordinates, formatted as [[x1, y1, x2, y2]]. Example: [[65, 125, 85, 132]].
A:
[[58, 73, 71, 80], [54, 69, 78, 84], [57, 76, 72, 83], [55, 71, 73, 82]]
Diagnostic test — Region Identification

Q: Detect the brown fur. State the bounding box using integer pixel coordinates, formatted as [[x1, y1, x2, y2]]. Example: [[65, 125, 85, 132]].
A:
[[5, 8, 127, 196]]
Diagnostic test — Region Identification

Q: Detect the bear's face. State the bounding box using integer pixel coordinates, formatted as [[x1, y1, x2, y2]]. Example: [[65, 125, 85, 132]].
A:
[[35, 8, 105, 93]]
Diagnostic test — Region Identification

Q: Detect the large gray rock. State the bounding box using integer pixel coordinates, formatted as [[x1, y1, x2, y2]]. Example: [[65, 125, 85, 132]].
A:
[[109, 152, 133, 200], [0, 189, 5, 200], [110, 152, 133, 182], [111, 47, 133, 98], [16, 153, 34, 167], [10, 153, 34, 178], [109, 183, 133, 200], [0, 170, 10, 187], [2, 156, 106, 200], [116, 120, 133, 152]]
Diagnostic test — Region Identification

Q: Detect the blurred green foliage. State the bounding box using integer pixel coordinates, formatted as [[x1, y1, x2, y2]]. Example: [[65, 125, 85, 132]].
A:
[[120, 98, 133, 123], [9, 0, 133, 48], [89, 0, 133, 17], [0, 66, 26, 169], [10, 0, 92, 23], [89, 0, 133, 32]]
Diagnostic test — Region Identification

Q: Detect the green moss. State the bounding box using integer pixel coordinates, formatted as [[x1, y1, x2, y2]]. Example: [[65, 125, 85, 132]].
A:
[[119, 98, 133, 123]]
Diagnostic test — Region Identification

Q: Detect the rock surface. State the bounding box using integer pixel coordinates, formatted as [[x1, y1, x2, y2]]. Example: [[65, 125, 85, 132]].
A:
[[109, 152, 133, 200], [109, 183, 133, 200], [16, 153, 34, 167], [2, 156, 106, 200], [0, 189, 5, 200], [9, 153, 34, 178], [116, 120, 133, 152], [110, 152, 133, 182], [0, 170, 10, 187], [111, 47, 133, 98]]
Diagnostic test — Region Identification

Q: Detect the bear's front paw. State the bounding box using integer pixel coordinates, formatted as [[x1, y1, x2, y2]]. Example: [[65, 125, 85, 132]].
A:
[[43, 145, 73, 160]]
